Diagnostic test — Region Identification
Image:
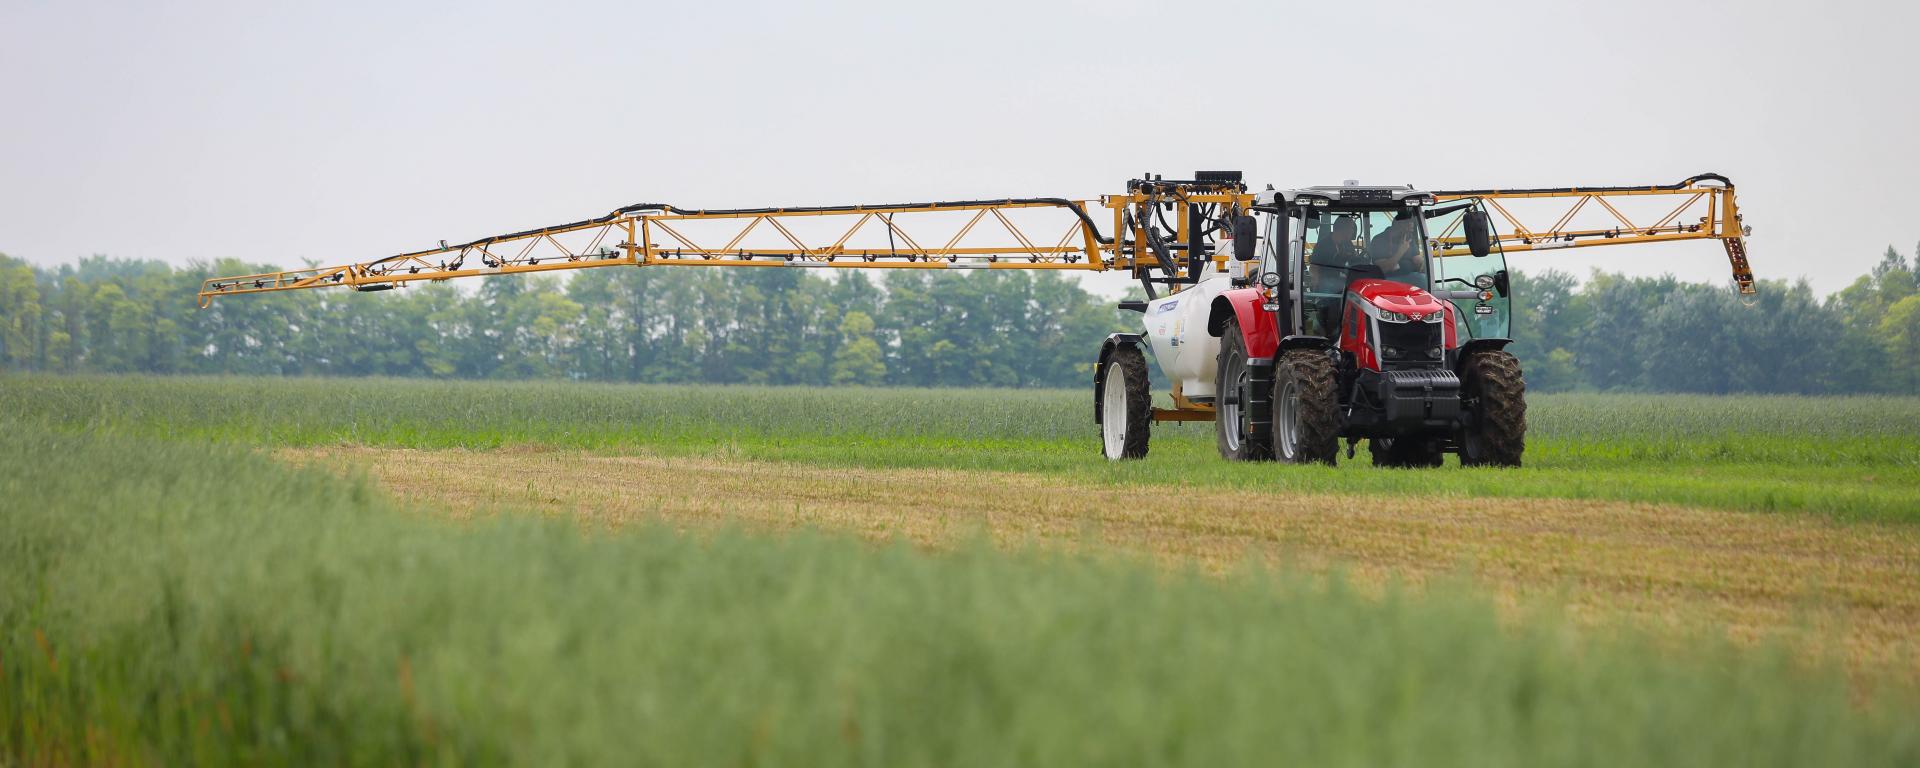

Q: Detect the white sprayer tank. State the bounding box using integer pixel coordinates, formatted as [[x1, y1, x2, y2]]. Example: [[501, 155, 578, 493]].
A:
[[1140, 271, 1236, 401]]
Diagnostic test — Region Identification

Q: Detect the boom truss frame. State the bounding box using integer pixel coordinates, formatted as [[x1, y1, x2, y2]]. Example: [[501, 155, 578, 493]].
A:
[[1432, 173, 1753, 294], [197, 174, 1753, 306]]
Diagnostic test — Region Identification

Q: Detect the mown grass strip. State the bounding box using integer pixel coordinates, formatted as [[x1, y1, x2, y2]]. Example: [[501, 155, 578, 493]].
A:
[[6, 374, 1919, 523], [290, 444, 1920, 674]]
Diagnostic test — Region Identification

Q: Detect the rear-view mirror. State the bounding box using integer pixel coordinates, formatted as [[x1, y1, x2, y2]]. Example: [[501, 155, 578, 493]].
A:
[[1464, 210, 1493, 259], [1232, 216, 1259, 261]]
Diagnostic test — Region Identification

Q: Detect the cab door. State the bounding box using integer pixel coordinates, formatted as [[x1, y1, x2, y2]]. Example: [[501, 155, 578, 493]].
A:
[[1423, 199, 1512, 341]]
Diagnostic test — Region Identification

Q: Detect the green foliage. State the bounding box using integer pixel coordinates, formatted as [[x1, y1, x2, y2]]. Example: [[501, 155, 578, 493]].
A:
[[3, 245, 1919, 393], [1882, 295, 1920, 392], [1505, 251, 1917, 394], [832, 311, 886, 385], [0, 255, 40, 370], [4, 420, 1916, 765], [6, 375, 1919, 523]]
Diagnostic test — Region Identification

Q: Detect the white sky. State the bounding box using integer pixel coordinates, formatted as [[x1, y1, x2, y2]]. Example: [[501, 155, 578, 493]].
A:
[[3, 0, 1916, 296]]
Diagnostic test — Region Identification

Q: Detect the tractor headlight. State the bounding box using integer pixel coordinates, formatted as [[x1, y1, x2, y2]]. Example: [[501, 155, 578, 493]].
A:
[[1474, 274, 1495, 289], [1260, 271, 1282, 288], [1376, 309, 1411, 323]]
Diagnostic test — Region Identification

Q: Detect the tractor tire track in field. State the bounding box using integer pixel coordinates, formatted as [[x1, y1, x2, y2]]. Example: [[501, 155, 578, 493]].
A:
[[288, 445, 1920, 675]]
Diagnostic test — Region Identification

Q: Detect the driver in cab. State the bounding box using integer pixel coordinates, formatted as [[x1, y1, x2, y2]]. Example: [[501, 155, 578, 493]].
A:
[[1309, 216, 1360, 294]]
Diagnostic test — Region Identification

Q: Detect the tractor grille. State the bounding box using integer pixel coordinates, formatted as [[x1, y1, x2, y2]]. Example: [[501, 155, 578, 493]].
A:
[[1375, 318, 1444, 367]]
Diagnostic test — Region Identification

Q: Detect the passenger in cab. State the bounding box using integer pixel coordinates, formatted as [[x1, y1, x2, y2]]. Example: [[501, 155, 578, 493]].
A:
[[1368, 223, 1426, 286]]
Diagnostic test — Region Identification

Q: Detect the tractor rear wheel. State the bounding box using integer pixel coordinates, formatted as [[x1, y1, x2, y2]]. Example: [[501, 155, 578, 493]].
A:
[[1214, 318, 1272, 461], [1458, 349, 1526, 467], [1271, 349, 1340, 465], [1369, 437, 1444, 468], [1098, 344, 1152, 460]]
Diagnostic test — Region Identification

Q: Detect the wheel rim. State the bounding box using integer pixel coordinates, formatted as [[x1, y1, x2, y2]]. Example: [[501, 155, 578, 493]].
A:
[[1276, 376, 1300, 460], [1220, 352, 1248, 453], [1101, 362, 1127, 458]]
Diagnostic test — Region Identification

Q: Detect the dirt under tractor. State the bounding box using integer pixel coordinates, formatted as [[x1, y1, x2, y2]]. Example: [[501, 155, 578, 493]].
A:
[[196, 172, 1752, 467]]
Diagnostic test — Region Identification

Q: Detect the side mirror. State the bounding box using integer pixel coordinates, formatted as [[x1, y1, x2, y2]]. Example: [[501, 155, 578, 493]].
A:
[[1493, 269, 1510, 297], [1232, 216, 1259, 261], [1464, 209, 1493, 258]]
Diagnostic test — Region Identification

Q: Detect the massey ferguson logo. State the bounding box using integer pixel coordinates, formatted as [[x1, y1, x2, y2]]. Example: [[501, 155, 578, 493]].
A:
[[1409, 312, 1424, 321]]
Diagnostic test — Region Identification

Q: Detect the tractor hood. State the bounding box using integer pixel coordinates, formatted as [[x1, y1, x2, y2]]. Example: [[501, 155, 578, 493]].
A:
[[1347, 279, 1448, 323]]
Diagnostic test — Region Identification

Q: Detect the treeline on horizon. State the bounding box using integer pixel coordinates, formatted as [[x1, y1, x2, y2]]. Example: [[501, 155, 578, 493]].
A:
[[1, 247, 1917, 394]]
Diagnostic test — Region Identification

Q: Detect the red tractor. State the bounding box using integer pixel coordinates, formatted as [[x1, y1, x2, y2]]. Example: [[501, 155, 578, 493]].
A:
[[1096, 173, 1749, 467]]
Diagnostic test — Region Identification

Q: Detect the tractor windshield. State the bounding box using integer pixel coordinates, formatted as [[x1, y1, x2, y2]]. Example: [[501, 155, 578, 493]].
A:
[[1303, 208, 1429, 291], [1299, 207, 1430, 337]]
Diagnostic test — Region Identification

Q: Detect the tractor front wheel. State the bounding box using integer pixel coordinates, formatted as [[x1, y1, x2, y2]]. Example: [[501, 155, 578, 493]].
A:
[[1458, 349, 1526, 467], [1271, 349, 1340, 465], [1098, 344, 1152, 460]]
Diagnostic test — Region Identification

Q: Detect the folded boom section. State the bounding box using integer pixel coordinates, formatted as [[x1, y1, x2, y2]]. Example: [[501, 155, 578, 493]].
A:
[[1433, 173, 1753, 294]]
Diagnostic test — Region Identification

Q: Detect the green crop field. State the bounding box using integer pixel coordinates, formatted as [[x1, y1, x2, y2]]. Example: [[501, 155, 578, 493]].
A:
[[7, 374, 1919, 521], [5, 374, 1920, 765]]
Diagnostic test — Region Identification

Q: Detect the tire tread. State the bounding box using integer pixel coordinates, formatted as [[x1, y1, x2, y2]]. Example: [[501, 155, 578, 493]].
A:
[[1275, 349, 1340, 465], [1104, 346, 1153, 459], [1215, 319, 1274, 461], [1459, 350, 1526, 467]]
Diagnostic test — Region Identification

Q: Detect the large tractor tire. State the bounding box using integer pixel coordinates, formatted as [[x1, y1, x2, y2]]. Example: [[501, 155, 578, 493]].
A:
[[1098, 344, 1152, 460], [1458, 349, 1527, 467], [1271, 349, 1340, 465], [1369, 437, 1445, 468], [1214, 318, 1273, 461]]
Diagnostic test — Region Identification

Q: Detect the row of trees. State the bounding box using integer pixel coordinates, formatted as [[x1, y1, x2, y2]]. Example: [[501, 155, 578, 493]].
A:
[[1511, 245, 1920, 394], [2, 246, 1917, 393], [0, 256, 1125, 388]]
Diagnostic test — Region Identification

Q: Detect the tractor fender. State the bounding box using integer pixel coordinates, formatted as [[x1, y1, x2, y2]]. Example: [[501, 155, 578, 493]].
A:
[[1206, 289, 1278, 359], [1455, 337, 1513, 357], [1094, 333, 1146, 424], [1277, 335, 1334, 352]]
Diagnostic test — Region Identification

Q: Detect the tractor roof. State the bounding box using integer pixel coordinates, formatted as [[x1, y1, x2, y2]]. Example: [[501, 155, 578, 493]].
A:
[[1256, 184, 1436, 207]]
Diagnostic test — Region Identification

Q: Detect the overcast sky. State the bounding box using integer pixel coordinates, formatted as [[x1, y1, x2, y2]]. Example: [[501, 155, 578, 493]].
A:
[[3, 0, 1916, 296]]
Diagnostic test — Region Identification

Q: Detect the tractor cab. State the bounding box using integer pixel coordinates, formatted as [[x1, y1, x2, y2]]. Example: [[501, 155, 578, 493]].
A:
[[1250, 183, 1513, 368]]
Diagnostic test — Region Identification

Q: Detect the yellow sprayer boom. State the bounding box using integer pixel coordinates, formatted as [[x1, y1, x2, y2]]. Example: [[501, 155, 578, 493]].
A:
[[196, 173, 1750, 307]]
